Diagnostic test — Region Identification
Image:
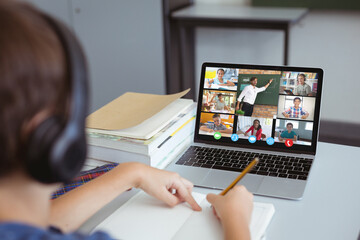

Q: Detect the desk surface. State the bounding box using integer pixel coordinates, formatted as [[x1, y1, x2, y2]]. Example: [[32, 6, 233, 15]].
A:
[[172, 4, 308, 24], [80, 142, 360, 240]]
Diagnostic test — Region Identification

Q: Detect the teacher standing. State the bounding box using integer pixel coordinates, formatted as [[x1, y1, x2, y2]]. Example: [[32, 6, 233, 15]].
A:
[[236, 77, 273, 116]]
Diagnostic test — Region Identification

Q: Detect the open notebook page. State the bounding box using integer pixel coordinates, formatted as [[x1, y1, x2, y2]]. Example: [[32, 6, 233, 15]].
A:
[[93, 191, 275, 240]]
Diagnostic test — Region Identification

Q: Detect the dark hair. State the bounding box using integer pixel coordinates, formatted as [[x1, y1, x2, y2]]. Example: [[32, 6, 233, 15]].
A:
[[293, 97, 302, 102], [253, 119, 262, 130], [286, 122, 293, 127], [212, 114, 221, 119], [0, 1, 68, 178], [250, 77, 257, 82], [298, 73, 306, 81], [217, 93, 223, 97], [217, 68, 225, 73]]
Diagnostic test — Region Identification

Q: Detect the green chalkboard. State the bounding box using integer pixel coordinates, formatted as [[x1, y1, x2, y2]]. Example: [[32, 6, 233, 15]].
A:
[[237, 74, 281, 106]]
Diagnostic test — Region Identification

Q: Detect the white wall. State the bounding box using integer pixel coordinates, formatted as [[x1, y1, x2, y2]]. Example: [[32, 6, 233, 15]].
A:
[[24, 0, 165, 113], [71, 0, 165, 113], [195, 2, 360, 124]]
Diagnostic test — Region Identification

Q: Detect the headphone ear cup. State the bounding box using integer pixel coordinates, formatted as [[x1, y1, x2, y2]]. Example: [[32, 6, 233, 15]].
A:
[[26, 116, 64, 183], [50, 126, 87, 183]]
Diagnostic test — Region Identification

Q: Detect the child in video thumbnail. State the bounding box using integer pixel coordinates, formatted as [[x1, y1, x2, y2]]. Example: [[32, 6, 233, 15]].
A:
[[236, 117, 272, 141], [294, 73, 311, 96], [282, 97, 309, 119], [244, 119, 262, 140], [279, 122, 298, 141], [202, 90, 236, 114], [208, 68, 235, 86], [210, 93, 230, 111], [200, 113, 233, 134]]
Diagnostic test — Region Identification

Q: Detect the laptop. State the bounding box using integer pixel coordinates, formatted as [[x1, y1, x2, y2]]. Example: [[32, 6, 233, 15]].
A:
[[166, 62, 323, 200]]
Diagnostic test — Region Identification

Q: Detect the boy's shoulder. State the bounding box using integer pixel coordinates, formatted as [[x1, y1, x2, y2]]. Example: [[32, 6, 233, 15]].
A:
[[0, 222, 112, 240]]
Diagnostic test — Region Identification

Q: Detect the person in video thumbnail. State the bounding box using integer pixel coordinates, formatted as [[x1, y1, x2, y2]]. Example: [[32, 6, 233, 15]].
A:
[[208, 68, 235, 86], [200, 114, 232, 134], [236, 77, 273, 116], [279, 122, 298, 141], [282, 97, 309, 119], [294, 73, 311, 96], [210, 93, 230, 111], [244, 119, 262, 140]]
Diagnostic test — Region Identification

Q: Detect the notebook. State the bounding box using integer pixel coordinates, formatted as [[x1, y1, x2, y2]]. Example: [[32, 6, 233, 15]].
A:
[[93, 191, 275, 240]]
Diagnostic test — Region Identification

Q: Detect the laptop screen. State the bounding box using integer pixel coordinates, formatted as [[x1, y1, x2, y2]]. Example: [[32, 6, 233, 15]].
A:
[[195, 63, 323, 154]]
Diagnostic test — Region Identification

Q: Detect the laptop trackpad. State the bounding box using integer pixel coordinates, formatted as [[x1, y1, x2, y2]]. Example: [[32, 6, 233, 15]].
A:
[[199, 170, 263, 193], [167, 165, 211, 186]]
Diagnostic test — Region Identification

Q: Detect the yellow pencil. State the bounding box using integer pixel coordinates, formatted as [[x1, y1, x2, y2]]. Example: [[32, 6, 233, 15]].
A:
[[220, 158, 259, 196]]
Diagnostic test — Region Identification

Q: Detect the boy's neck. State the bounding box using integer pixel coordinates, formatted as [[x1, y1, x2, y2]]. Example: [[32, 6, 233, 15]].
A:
[[0, 171, 55, 228]]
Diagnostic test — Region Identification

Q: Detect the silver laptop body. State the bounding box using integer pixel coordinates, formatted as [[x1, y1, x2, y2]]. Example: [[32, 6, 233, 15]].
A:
[[166, 63, 323, 200]]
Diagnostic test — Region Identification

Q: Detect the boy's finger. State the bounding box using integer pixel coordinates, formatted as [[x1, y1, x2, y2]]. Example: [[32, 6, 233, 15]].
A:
[[160, 188, 181, 207], [174, 183, 202, 211]]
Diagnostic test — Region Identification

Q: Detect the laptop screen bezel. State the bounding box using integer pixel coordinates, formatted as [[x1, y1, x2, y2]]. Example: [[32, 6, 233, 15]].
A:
[[194, 62, 323, 155]]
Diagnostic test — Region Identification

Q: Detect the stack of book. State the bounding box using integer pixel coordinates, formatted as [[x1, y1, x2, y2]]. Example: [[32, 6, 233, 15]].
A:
[[85, 93, 196, 169]]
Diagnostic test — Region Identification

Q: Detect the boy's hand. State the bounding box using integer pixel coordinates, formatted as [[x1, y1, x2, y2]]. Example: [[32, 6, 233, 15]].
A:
[[207, 185, 253, 225], [136, 165, 202, 211]]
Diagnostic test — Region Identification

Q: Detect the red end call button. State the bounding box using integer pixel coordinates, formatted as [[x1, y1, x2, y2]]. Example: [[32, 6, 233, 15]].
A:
[[285, 139, 293, 147]]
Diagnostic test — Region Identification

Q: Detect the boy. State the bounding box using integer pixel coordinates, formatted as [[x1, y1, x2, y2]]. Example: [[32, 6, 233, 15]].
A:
[[210, 93, 230, 111], [0, 1, 253, 240], [200, 114, 233, 134], [282, 97, 309, 119], [294, 73, 311, 96], [279, 123, 298, 141]]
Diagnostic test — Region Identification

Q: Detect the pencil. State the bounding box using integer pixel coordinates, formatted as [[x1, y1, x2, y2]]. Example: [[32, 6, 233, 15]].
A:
[[220, 157, 259, 196]]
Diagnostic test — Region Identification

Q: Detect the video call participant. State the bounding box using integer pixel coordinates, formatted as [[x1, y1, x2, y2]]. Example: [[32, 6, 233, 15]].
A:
[[244, 119, 262, 140], [279, 123, 298, 141], [236, 77, 273, 116], [282, 97, 309, 119], [200, 114, 233, 134], [0, 2, 253, 240], [210, 93, 230, 111], [294, 73, 311, 96], [208, 68, 235, 86]]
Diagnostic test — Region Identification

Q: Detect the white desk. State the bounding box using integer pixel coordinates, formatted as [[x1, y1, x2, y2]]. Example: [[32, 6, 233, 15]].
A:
[[79, 142, 360, 240]]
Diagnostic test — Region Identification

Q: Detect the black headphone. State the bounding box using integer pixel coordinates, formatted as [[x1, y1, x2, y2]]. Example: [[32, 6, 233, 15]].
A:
[[25, 13, 88, 184]]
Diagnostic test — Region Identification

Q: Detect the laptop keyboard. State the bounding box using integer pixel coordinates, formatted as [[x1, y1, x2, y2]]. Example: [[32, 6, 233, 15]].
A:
[[175, 146, 313, 180]]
